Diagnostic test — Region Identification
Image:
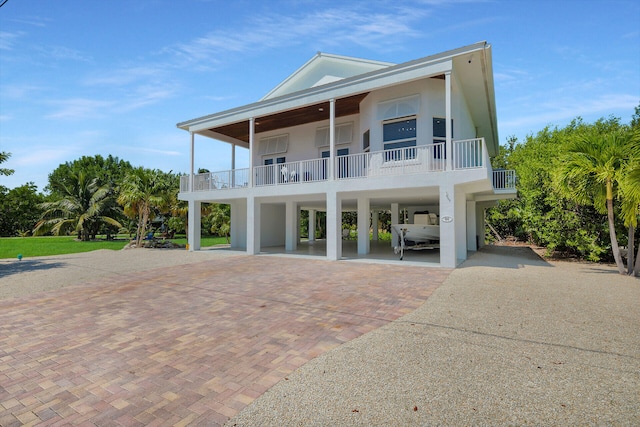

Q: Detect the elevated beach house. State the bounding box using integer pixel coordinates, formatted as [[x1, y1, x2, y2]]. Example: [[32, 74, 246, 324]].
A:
[[177, 41, 516, 267]]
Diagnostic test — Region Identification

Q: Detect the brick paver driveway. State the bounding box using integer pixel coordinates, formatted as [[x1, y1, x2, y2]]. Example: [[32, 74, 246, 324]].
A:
[[1, 256, 448, 426]]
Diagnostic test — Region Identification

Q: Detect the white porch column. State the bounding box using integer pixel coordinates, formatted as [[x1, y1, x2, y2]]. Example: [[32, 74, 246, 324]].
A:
[[372, 210, 379, 241], [466, 200, 478, 252], [445, 71, 453, 171], [231, 143, 236, 187], [326, 191, 342, 260], [187, 200, 201, 252], [285, 200, 298, 251], [249, 118, 255, 187], [190, 132, 195, 192], [390, 202, 400, 247], [357, 197, 370, 255], [329, 98, 336, 180], [247, 197, 260, 255], [308, 209, 316, 242]]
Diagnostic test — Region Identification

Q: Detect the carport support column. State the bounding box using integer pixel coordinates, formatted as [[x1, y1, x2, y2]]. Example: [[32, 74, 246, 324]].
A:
[[247, 197, 260, 255], [326, 191, 342, 260], [466, 200, 477, 252], [372, 210, 379, 241], [439, 183, 456, 267], [308, 209, 316, 242], [285, 200, 298, 252], [357, 197, 370, 255], [440, 182, 466, 267], [187, 200, 201, 252], [390, 203, 399, 248]]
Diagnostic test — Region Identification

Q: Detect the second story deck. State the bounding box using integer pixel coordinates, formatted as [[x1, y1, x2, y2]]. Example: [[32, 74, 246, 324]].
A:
[[180, 138, 517, 196]]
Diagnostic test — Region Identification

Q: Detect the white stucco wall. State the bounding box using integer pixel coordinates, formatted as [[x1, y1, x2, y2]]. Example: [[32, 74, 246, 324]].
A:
[[252, 114, 360, 166], [260, 203, 286, 247]]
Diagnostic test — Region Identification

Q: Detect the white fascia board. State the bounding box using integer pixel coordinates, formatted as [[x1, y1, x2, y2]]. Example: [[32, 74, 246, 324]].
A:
[[178, 42, 487, 134], [261, 52, 396, 101]]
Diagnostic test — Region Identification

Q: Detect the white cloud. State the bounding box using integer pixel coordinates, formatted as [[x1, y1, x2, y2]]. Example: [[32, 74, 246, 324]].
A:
[[45, 98, 115, 120], [84, 66, 167, 87], [165, 3, 430, 67], [0, 30, 22, 50], [500, 93, 638, 130], [117, 86, 177, 112]]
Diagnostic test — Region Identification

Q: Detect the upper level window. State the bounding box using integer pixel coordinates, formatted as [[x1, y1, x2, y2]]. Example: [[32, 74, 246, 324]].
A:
[[432, 118, 453, 159], [315, 122, 354, 147], [383, 117, 417, 160], [362, 129, 370, 152], [258, 134, 288, 155]]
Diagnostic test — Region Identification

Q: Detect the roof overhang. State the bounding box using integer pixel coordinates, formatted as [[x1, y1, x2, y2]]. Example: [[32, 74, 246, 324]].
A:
[[177, 41, 498, 155]]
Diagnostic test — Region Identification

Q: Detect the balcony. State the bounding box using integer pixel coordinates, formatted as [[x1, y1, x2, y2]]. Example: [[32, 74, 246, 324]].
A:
[[180, 138, 516, 193]]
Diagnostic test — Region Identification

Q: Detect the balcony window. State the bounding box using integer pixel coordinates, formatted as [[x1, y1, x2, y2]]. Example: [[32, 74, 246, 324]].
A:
[[432, 118, 453, 159], [315, 122, 354, 147], [383, 117, 416, 161]]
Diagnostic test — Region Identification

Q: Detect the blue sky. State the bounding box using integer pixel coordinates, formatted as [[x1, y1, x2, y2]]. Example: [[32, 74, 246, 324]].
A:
[[1, 0, 638, 191]]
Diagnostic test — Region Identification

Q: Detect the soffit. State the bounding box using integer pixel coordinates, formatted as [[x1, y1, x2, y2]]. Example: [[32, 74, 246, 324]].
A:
[[209, 92, 369, 143]]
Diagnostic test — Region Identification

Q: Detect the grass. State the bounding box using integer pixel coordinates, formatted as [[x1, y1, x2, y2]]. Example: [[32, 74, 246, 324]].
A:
[[0, 235, 228, 259]]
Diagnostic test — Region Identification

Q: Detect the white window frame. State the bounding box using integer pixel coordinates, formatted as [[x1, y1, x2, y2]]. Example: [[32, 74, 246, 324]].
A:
[[315, 122, 354, 147], [258, 134, 289, 155]]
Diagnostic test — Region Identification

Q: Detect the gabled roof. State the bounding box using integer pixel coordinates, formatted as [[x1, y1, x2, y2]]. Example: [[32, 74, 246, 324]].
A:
[[261, 53, 395, 100], [178, 42, 499, 156]]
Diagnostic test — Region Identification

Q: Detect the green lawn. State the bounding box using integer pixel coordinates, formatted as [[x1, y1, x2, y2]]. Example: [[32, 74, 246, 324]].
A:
[[0, 235, 228, 259]]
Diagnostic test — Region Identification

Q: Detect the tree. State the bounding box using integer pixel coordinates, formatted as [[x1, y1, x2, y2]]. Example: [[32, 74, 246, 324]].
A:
[[33, 171, 122, 240], [207, 204, 231, 242], [555, 129, 636, 274], [0, 151, 14, 176], [47, 154, 132, 196], [0, 183, 44, 236], [117, 168, 167, 247]]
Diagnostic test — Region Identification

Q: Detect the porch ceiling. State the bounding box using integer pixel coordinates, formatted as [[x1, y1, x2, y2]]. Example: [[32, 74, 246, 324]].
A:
[[208, 93, 369, 143]]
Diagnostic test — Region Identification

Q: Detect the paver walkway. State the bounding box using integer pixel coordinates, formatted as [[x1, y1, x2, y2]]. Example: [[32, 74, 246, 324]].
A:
[[0, 255, 448, 426]]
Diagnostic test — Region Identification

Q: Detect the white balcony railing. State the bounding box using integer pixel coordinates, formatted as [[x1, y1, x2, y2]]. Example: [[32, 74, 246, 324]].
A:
[[180, 168, 250, 192], [493, 169, 517, 191], [180, 138, 516, 193], [254, 158, 328, 187]]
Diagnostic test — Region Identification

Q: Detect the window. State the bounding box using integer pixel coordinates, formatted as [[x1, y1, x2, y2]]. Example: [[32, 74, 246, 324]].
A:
[[320, 149, 349, 178], [263, 157, 286, 165], [315, 122, 354, 147], [362, 129, 370, 152], [261, 157, 286, 185], [432, 118, 453, 159], [258, 134, 288, 155], [383, 117, 417, 161]]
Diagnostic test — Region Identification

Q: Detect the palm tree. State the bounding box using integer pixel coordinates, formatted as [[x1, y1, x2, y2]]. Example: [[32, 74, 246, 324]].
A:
[[620, 139, 640, 276], [117, 167, 165, 247], [556, 130, 636, 274], [0, 151, 14, 176], [33, 171, 122, 240]]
